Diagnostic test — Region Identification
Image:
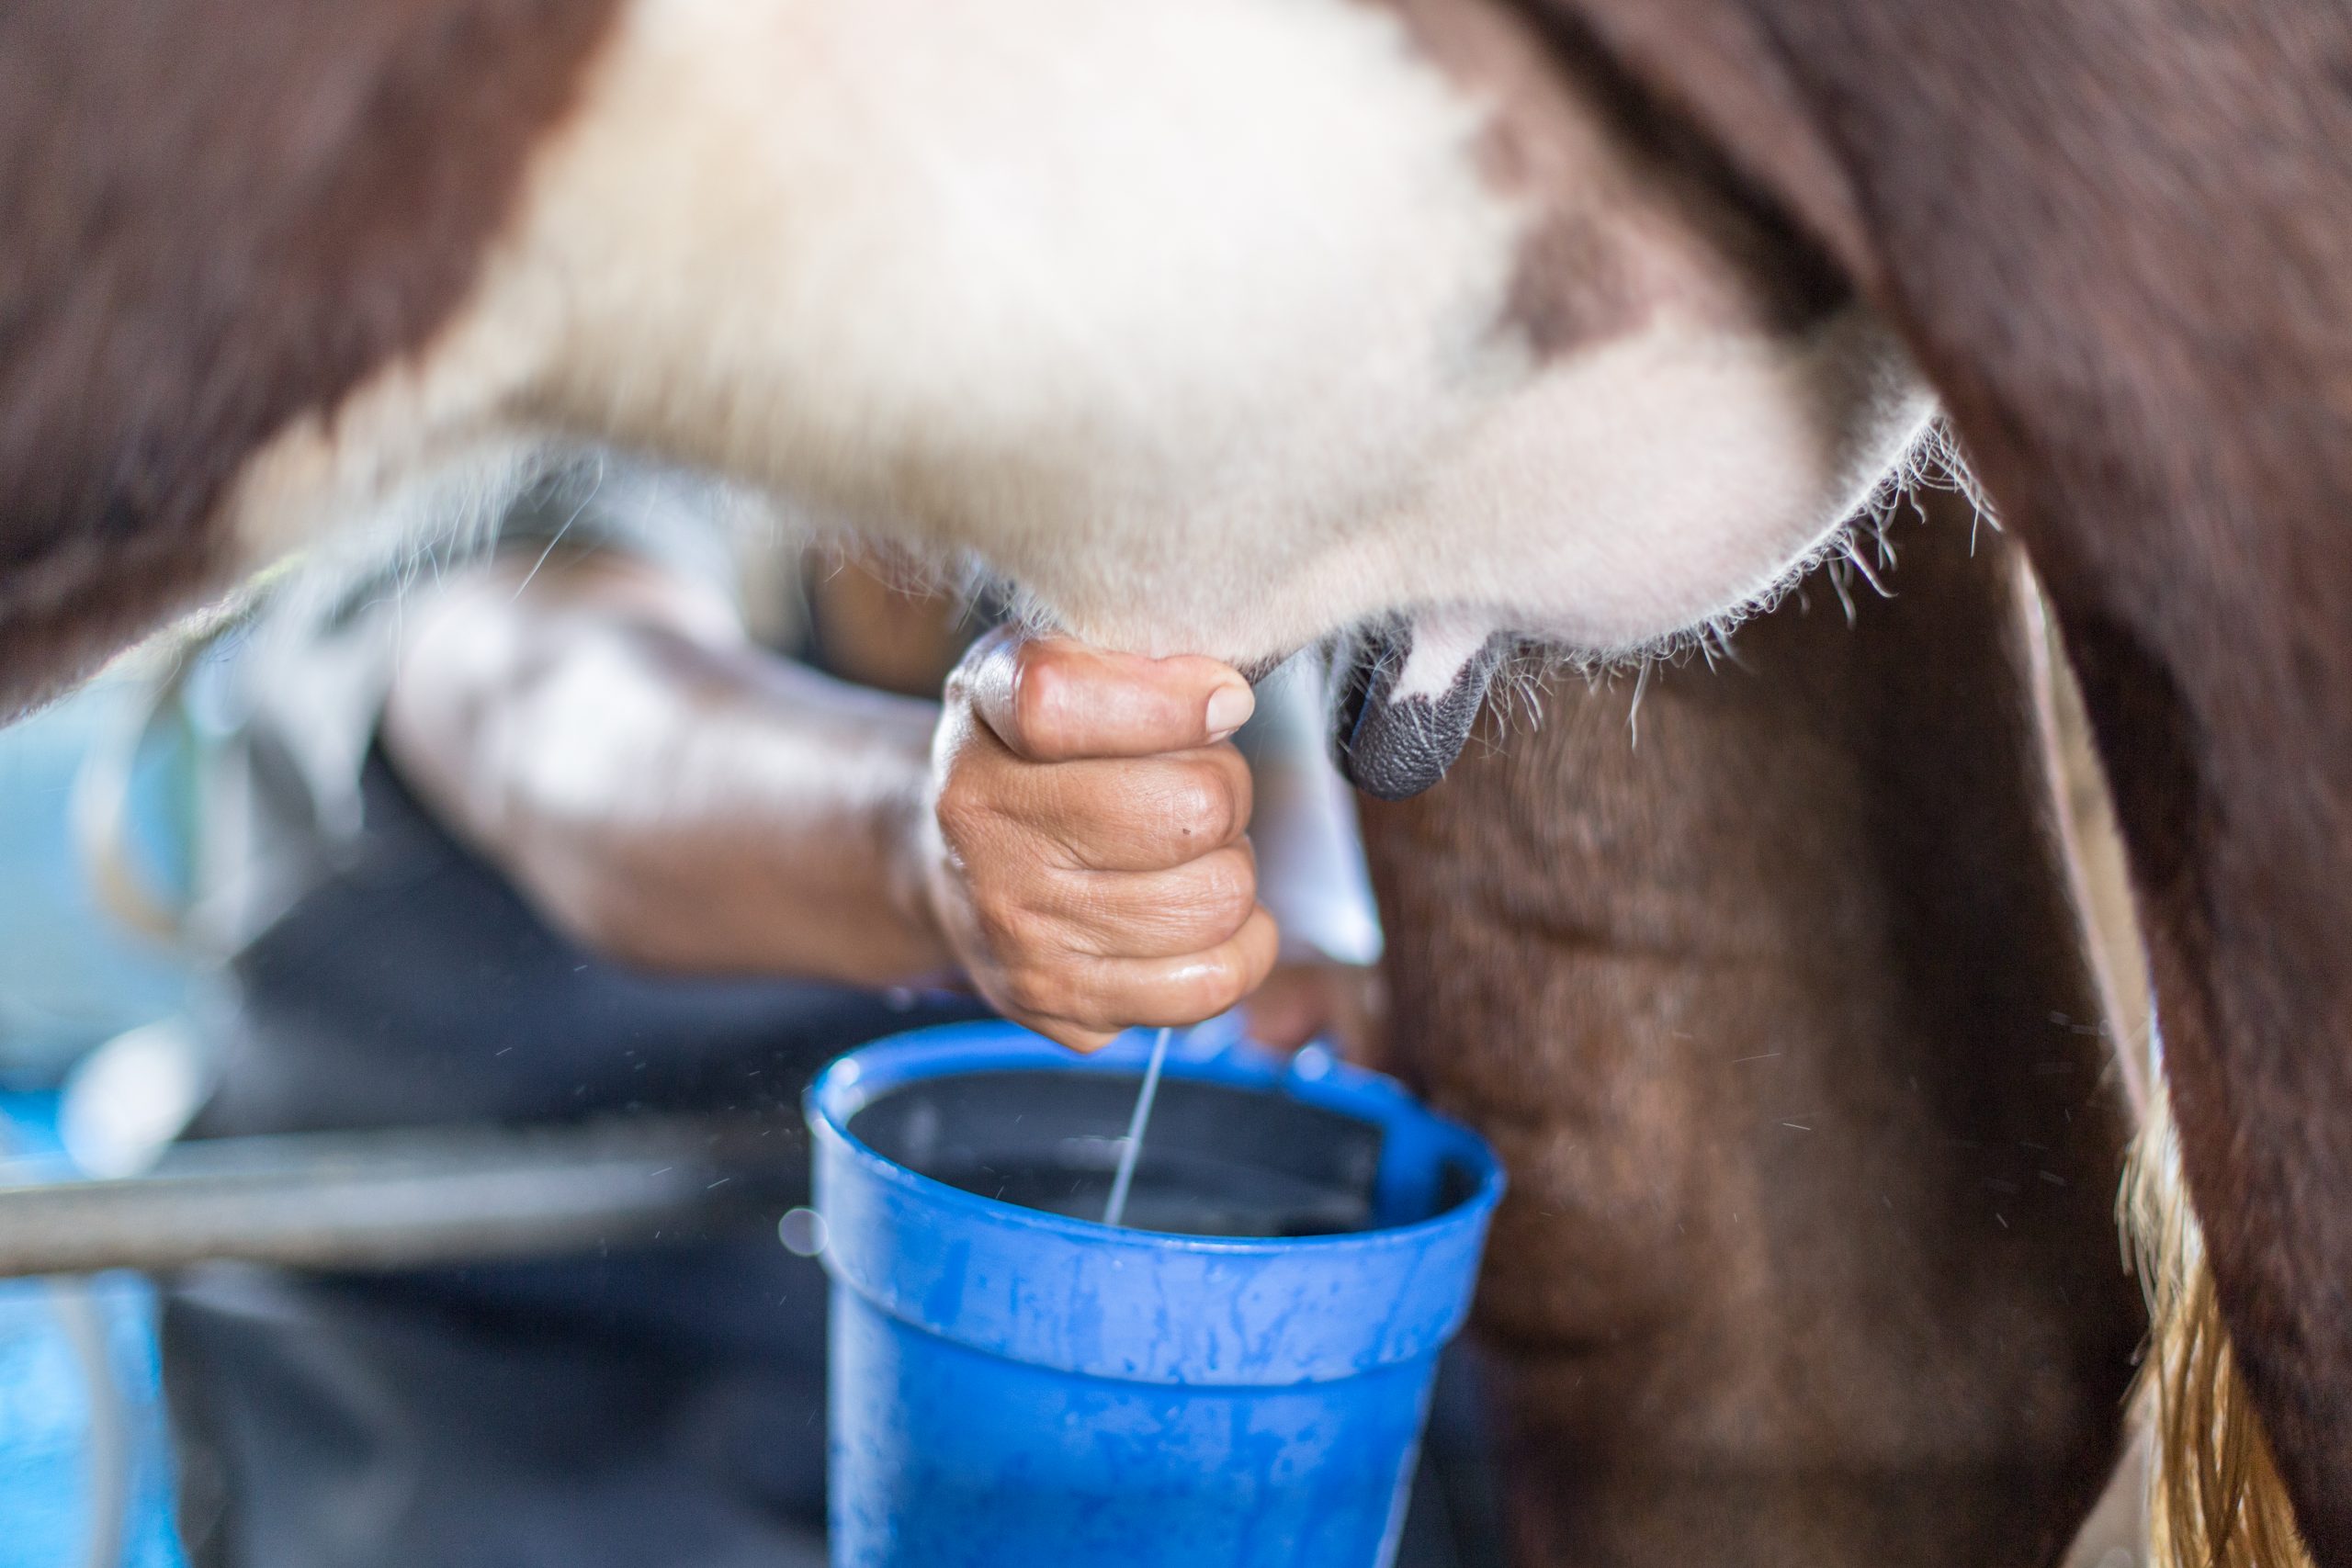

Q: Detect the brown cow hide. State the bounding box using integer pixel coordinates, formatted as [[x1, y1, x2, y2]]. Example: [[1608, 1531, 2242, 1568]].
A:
[[1532, 0, 2352, 1552], [0, 0, 620, 715]]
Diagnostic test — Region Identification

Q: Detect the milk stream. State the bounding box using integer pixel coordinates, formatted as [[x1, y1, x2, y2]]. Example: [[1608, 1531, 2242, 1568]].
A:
[[1101, 1026, 1174, 1227]]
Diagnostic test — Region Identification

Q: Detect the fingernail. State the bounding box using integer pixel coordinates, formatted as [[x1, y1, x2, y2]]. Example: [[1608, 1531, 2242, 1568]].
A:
[[1205, 683, 1254, 741]]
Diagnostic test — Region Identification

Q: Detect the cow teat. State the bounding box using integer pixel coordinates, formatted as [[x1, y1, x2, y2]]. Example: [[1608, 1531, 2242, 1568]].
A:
[[1329, 613, 1512, 800]]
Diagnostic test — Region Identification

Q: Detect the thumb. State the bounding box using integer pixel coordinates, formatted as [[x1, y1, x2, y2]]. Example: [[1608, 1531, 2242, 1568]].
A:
[[954, 627, 1255, 762]]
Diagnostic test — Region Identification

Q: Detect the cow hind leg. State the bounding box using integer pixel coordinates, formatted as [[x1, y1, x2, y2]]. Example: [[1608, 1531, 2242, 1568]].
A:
[[1359, 492, 2144, 1566]]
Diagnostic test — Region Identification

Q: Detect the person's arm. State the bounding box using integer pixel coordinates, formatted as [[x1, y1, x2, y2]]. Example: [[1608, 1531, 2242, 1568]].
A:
[[383, 547, 952, 985], [383, 548, 1282, 1051]]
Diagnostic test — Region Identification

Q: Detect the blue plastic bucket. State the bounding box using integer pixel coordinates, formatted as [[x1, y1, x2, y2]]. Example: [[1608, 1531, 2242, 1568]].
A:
[[806, 1021, 1504, 1568]]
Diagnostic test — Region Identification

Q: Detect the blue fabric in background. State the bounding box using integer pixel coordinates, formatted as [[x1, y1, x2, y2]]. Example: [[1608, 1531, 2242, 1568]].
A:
[[0, 1093, 187, 1568], [0, 670, 198, 1084]]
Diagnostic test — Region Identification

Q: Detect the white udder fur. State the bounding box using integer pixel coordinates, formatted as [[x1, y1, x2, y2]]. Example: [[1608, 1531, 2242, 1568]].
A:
[[228, 0, 1936, 672]]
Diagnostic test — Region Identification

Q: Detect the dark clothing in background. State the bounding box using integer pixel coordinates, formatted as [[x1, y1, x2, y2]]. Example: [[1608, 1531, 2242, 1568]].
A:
[[167, 754, 982, 1568]]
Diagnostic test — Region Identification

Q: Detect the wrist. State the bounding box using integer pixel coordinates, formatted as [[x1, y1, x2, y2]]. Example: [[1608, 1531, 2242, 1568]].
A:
[[878, 772, 960, 984]]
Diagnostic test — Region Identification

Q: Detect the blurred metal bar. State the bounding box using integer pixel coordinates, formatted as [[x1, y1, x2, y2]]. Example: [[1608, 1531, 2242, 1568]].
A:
[[0, 1115, 805, 1279]]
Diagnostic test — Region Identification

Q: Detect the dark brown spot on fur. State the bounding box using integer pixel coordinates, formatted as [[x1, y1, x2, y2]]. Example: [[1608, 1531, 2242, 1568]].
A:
[[1363, 0, 1849, 360], [1509, 3, 1852, 334], [1502, 209, 1641, 358], [0, 0, 627, 716]]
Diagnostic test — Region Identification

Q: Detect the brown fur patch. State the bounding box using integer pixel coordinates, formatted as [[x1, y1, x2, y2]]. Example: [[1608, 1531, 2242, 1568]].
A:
[[0, 0, 626, 716], [1364, 0, 1849, 356]]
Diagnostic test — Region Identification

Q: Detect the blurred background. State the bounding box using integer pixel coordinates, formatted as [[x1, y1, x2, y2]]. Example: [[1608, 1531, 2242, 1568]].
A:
[[0, 645, 226, 1568]]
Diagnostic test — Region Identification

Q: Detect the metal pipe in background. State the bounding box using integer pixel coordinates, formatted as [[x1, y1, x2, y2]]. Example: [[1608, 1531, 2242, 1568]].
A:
[[0, 1115, 807, 1279]]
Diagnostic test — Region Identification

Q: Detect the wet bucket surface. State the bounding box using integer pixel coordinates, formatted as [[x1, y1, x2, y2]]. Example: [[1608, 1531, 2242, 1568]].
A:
[[807, 1021, 1505, 1568]]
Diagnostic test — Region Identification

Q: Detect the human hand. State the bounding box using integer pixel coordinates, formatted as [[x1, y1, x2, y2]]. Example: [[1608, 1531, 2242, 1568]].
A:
[[920, 629, 1279, 1052]]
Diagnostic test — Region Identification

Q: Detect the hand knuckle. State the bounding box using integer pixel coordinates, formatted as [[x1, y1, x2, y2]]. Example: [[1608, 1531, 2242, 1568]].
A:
[[1171, 768, 1238, 843], [935, 771, 1011, 846], [1184, 960, 1248, 1018], [1007, 967, 1078, 1021], [1190, 859, 1254, 931], [1012, 652, 1070, 748], [999, 967, 1051, 1017], [934, 776, 990, 845], [1170, 864, 1250, 940], [972, 896, 1036, 953]]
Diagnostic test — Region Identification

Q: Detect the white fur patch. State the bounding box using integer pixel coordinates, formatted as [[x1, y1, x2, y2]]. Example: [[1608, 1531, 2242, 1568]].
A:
[[229, 0, 1937, 673]]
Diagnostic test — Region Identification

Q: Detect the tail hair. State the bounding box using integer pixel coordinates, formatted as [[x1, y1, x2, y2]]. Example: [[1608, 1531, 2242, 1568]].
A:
[[2126, 1089, 2313, 1568]]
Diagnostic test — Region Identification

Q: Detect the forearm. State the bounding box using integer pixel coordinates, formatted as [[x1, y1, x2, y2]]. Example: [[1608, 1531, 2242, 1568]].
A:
[[382, 552, 955, 987]]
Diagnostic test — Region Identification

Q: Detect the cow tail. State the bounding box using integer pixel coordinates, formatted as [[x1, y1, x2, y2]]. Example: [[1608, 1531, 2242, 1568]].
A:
[[2127, 1089, 2314, 1568]]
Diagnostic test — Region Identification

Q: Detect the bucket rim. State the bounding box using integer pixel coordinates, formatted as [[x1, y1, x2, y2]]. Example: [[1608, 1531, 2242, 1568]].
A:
[[805, 1021, 1505, 1258]]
